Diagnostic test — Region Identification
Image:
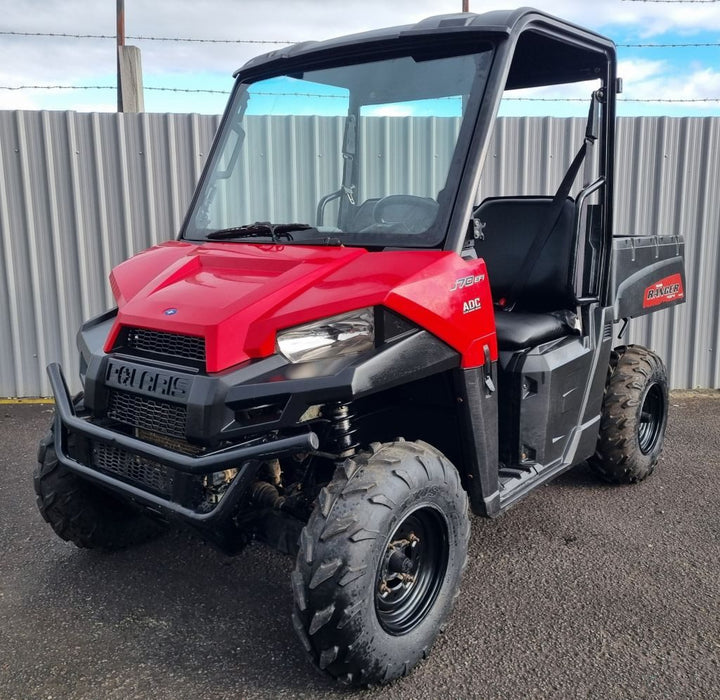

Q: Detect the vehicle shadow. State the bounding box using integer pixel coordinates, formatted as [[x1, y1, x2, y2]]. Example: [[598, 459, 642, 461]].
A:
[[549, 460, 606, 490], [24, 461, 610, 698], [34, 528, 348, 698]]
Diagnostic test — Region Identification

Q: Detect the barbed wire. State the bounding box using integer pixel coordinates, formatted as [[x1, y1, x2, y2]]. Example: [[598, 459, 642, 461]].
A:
[[0, 84, 230, 94], [512, 97, 720, 102], [619, 41, 720, 47], [2, 84, 720, 103], [0, 30, 291, 44], [2, 29, 720, 50]]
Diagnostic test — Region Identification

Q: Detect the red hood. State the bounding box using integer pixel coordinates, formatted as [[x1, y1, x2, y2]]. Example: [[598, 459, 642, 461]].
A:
[[107, 241, 497, 371]]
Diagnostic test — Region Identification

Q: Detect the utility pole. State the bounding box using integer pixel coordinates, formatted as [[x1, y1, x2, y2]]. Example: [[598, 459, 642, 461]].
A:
[[116, 0, 124, 111], [116, 0, 145, 112], [462, 0, 469, 12]]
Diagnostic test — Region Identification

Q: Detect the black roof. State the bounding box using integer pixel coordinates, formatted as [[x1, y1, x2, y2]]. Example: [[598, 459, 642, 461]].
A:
[[234, 7, 615, 80]]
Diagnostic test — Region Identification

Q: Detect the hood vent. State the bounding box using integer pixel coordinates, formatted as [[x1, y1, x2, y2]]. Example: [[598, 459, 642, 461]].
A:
[[115, 327, 206, 367]]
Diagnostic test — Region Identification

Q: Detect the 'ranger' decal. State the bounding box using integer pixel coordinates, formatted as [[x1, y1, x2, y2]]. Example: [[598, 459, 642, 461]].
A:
[[643, 273, 684, 308]]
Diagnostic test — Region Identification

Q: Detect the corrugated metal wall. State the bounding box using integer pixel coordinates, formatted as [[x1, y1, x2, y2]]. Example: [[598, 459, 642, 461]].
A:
[[0, 111, 220, 397], [615, 118, 720, 390], [0, 110, 717, 395]]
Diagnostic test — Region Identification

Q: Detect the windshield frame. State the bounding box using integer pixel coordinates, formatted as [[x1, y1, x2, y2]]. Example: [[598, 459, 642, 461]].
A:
[[179, 35, 496, 250]]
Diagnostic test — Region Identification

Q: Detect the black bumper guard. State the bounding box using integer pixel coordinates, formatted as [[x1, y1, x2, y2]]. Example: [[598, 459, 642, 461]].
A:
[[47, 363, 319, 526]]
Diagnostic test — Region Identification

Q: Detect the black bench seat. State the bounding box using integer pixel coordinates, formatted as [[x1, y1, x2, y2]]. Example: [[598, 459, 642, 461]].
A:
[[474, 196, 580, 351], [493, 311, 570, 350]]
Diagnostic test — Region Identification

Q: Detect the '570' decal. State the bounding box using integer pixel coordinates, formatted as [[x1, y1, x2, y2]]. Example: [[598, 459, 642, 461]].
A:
[[450, 274, 485, 291], [450, 274, 486, 314], [643, 273, 684, 308]]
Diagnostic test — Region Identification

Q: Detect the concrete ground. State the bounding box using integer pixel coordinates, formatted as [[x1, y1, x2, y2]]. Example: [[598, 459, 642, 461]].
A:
[[0, 395, 718, 700]]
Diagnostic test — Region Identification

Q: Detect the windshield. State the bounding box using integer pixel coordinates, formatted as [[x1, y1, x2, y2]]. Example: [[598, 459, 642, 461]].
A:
[[182, 43, 493, 247]]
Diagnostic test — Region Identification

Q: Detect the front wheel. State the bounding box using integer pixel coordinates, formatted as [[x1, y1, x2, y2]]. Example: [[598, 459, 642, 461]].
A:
[[34, 426, 164, 550], [291, 440, 470, 686], [589, 345, 669, 484]]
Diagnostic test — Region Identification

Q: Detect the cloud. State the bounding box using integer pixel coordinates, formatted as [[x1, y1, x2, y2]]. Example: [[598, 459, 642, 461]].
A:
[[4, 0, 719, 79], [0, 90, 38, 110], [619, 58, 720, 108], [618, 58, 668, 84], [363, 104, 416, 117], [3, 0, 720, 114]]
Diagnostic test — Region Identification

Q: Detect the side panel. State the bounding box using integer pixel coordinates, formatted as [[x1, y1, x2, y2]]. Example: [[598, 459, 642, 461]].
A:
[[453, 366, 500, 516], [497, 305, 613, 472], [384, 256, 497, 369], [612, 235, 685, 320], [508, 337, 593, 467], [493, 306, 614, 512]]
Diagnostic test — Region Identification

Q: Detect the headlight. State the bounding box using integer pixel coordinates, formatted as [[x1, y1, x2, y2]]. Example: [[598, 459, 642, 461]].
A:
[[276, 308, 375, 363]]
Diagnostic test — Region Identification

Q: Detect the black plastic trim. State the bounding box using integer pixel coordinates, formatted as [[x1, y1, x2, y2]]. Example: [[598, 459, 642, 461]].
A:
[[453, 364, 500, 516], [77, 329, 459, 446], [233, 9, 614, 79], [48, 363, 318, 475]]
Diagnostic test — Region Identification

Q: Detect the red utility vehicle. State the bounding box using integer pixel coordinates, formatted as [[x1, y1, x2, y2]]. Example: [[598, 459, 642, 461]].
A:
[[36, 8, 685, 686]]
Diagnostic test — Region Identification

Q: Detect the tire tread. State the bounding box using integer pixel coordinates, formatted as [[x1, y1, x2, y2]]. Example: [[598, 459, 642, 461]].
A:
[[589, 344, 668, 484], [291, 440, 470, 687]]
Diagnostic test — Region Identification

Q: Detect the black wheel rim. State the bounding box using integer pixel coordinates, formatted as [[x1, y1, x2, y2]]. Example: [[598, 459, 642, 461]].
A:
[[638, 382, 665, 454], [375, 505, 449, 636]]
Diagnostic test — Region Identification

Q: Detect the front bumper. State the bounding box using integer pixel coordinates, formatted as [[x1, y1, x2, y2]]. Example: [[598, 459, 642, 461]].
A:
[[47, 362, 318, 530]]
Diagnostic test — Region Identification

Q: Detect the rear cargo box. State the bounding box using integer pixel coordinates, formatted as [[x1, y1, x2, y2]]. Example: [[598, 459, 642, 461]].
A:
[[611, 235, 685, 321]]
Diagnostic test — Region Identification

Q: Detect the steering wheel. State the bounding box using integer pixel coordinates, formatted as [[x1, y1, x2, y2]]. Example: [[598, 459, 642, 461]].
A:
[[368, 195, 439, 234]]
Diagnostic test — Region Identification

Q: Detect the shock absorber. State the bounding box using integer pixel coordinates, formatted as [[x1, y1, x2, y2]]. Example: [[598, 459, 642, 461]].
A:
[[321, 401, 358, 458]]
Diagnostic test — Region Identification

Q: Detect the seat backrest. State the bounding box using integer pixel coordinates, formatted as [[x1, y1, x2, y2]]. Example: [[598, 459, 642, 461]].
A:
[[473, 196, 577, 312], [346, 198, 380, 231]]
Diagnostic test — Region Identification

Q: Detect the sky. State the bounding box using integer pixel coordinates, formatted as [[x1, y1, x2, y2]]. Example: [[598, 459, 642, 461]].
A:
[[2, 0, 720, 117]]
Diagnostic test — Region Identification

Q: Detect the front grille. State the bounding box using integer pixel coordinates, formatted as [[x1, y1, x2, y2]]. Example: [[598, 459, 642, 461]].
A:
[[107, 389, 187, 438], [137, 428, 204, 456], [124, 328, 206, 363], [92, 443, 173, 497]]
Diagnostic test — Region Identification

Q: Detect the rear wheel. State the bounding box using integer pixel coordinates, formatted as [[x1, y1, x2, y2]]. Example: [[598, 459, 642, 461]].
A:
[[291, 440, 470, 686], [34, 425, 164, 550], [589, 345, 669, 484]]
